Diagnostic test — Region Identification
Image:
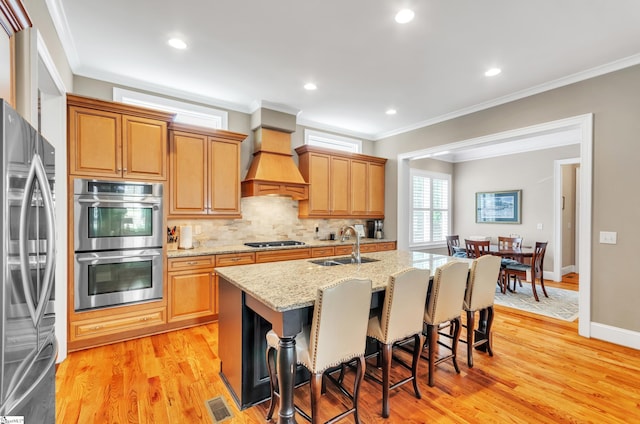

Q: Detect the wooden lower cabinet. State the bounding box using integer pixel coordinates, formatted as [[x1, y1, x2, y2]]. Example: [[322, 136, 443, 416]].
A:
[[311, 246, 335, 257], [68, 304, 167, 351], [167, 255, 219, 324], [255, 248, 310, 263], [168, 269, 216, 323]]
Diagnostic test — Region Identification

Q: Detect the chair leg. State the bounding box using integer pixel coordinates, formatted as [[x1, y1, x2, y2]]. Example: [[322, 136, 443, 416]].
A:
[[380, 342, 392, 418], [427, 324, 437, 387], [353, 355, 366, 424], [531, 277, 540, 302], [540, 276, 549, 298], [485, 306, 495, 357], [451, 318, 461, 374], [466, 310, 475, 368], [411, 333, 424, 399], [265, 345, 278, 420], [309, 373, 323, 424]]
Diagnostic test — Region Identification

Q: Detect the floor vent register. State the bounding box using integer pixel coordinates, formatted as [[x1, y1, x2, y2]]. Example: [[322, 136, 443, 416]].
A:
[[205, 396, 233, 423]]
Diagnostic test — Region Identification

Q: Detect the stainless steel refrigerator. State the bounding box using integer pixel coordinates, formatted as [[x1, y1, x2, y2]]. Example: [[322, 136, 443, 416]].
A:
[[0, 100, 56, 422]]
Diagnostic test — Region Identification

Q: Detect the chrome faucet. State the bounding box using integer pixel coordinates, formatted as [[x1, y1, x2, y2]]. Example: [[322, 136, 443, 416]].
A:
[[340, 225, 361, 264]]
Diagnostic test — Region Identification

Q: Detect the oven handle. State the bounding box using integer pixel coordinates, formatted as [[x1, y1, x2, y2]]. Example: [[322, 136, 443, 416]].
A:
[[19, 152, 56, 328], [76, 198, 161, 206], [76, 251, 162, 262]]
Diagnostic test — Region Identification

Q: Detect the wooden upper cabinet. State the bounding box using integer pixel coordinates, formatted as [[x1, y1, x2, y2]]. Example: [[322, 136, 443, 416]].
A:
[[170, 131, 208, 215], [350, 159, 368, 216], [302, 152, 331, 215], [368, 161, 385, 216], [123, 116, 168, 180], [296, 145, 386, 218], [67, 94, 173, 181], [209, 138, 241, 213], [169, 123, 246, 218], [330, 156, 350, 215]]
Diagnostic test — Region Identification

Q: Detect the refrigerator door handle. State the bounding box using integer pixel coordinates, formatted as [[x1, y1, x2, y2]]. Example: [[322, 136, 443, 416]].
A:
[[0, 336, 57, 416], [19, 152, 57, 328]]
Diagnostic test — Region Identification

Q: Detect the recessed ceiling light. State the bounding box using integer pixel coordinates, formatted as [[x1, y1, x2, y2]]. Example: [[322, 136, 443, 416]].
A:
[[395, 9, 415, 24], [386, 109, 397, 115], [168, 38, 187, 50], [485, 67, 502, 77], [304, 83, 317, 90]]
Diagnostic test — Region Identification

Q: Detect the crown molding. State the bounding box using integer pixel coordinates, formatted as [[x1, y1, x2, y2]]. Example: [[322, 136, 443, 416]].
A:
[[374, 53, 640, 141]]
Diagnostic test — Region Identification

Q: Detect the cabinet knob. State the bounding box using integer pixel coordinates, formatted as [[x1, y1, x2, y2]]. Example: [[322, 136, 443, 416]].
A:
[[92, 325, 103, 330], [187, 261, 198, 265]]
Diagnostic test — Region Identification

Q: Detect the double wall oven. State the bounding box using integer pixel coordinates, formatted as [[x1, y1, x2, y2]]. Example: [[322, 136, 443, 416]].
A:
[[73, 179, 163, 311]]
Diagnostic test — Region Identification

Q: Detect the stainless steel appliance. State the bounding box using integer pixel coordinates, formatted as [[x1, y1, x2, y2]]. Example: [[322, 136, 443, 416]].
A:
[[1, 100, 56, 422], [367, 220, 384, 239], [74, 178, 163, 252], [73, 179, 164, 311], [74, 248, 163, 310]]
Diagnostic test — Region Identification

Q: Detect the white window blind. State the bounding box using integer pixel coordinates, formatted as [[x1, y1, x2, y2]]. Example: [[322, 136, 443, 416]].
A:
[[410, 170, 451, 246]]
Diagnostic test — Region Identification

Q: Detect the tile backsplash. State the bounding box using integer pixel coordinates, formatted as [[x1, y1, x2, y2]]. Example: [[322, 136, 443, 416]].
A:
[[167, 196, 368, 248]]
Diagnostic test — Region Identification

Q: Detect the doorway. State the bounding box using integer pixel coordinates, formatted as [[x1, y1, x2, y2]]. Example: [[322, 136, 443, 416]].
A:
[[396, 114, 593, 338]]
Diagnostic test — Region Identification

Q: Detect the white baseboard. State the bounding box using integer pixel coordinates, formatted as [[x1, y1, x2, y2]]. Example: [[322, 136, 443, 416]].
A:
[[561, 265, 576, 275], [590, 322, 640, 350]]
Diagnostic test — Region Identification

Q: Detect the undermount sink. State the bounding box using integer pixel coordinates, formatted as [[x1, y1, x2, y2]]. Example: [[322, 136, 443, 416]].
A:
[[309, 256, 380, 266]]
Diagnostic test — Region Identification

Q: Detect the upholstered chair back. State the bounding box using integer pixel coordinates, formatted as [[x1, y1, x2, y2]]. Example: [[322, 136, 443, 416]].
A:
[[305, 277, 372, 374], [370, 268, 430, 344], [424, 261, 468, 325], [464, 255, 502, 311]]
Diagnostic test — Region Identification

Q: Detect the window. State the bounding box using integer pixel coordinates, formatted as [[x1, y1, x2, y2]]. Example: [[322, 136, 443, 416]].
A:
[[410, 169, 451, 247], [304, 129, 361, 153], [113, 88, 228, 130]]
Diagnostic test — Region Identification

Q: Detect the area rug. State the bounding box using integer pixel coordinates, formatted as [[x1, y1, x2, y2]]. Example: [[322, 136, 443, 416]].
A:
[[494, 283, 579, 321]]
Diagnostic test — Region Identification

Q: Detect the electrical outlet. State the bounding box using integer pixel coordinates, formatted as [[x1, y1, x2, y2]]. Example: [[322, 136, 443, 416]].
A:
[[194, 225, 202, 235], [599, 231, 617, 244], [537, 223, 543, 230]]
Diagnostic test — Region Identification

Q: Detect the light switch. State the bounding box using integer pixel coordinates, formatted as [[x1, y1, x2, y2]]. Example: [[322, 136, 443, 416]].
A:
[[599, 231, 617, 244]]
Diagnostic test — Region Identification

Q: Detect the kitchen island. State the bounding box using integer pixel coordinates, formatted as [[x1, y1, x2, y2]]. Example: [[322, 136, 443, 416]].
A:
[[216, 250, 472, 423]]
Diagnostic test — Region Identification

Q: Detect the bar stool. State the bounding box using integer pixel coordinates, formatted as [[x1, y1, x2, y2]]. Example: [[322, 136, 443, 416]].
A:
[[462, 255, 502, 368], [366, 268, 430, 418], [265, 277, 373, 424], [422, 261, 469, 387]]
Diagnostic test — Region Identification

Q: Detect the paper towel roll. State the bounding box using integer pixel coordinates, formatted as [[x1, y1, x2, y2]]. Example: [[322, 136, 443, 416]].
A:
[[179, 225, 193, 249]]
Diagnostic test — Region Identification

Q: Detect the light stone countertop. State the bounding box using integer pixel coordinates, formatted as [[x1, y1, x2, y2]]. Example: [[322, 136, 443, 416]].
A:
[[215, 250, 473, 312], [166, 238, 396, 258]]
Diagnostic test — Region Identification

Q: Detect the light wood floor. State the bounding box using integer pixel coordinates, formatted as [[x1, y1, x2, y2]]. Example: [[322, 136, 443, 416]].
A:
[[56, 274, 640, 423]]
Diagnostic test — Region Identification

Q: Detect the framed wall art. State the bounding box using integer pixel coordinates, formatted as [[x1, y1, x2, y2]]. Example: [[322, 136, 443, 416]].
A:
[[475, 190, 522, 224]]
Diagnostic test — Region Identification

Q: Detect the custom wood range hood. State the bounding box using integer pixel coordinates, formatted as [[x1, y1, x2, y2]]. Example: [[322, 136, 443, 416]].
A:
[[241, 106, 309, 200]]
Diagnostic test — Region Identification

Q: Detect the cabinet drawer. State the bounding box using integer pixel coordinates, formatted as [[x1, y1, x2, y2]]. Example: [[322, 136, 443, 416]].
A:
[[255, 248, 310, 263], [311, 247, 335, 258], [216, 252, 255, 267], [71, 308, 165, 340], [168, 255, 215, 271], [335, 245, 353, 255], [360, 244, 378, 253], [376, 242, 396, 251]]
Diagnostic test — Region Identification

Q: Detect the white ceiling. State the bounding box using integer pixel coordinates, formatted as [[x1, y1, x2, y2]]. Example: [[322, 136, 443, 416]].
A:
[[49, 0, 640, 140]]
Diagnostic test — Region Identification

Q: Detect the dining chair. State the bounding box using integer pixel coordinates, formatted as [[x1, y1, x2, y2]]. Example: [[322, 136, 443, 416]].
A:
[[422, 261, 469, 387], [461, 255, 502, 368], [265, 277, 372, 424], [497, 236, 523, 292], [504, 242, 548, 301], [366, 268, 429, 418], [465, 239, 491, 258], [446, 235, 467, 258]]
